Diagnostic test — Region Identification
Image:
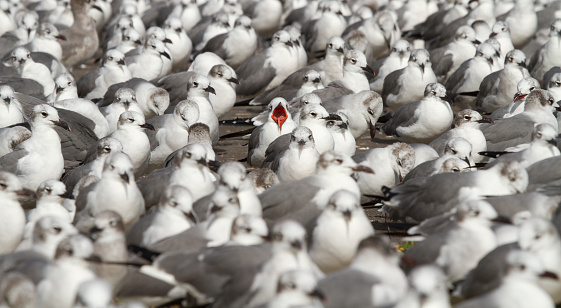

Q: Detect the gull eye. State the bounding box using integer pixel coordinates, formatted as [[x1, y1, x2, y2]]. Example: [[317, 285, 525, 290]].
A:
[[41, 112, 48, 117], [335, 159, 343, 164], [193, 82, 199, 87], [350, 58, 357, 64]]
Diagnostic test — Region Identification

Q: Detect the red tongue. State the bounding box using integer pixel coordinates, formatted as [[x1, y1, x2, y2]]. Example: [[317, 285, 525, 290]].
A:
[[271, 104, 287, 129]]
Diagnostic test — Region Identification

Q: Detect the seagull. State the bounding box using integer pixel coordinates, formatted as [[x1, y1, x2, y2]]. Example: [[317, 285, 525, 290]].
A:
[[496, 0, 537, 49], [0, 126, 31, 157], [248, 69, 323, 107], [296, 104, 336, 153], [235, 30, 297, 102], [0, 11, 39, 56], [391, 265, 451, 308], [490, 77, 540, 119], [99, 87, 144, 133], [146, 99, 199, 173], [257, 270, 324, 308], [430, 25, 479, 84], [23, 22, 66, 61], [380, 83, 454, 143], [327, 112, 355, 156], [59, 0, 99, 69], [261, 126, 320, 182], [77, 49, 132, 100], [248, 98, 297, 167], [162, 17, 192, 72], [0, 104, 68, 191], [198, 15, 257, 70], [383, 161, 528, 222], [429, 109, 489, 163], [308, 190, 375, 273], [244, 0, 283, 39], [75, 151, 145, 231], [370, 39, 412, 93], [10, 46, 55, 97], [0, 171, 31, 254], [302, 0, 347, 59], [528, 19, 561, 83], [0, 84, 25, 127], [354, 142, 416, 197], [125, 37, 171, 81], [206, 64, 238, 118], [383, 49, 437, 110], [475, 49, 530, 113], [183, 73, 219, 145]]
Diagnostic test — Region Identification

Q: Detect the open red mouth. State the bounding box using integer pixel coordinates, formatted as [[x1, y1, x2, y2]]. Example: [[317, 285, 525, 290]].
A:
[[271, 104, 288, 129], [513, 93, 527, 102]]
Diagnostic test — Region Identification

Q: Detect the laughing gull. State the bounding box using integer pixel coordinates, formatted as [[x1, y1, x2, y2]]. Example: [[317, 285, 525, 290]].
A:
[[402, 199, 500, 282], [456, 250, 556, 308], [497, 0, 538, 49], [354, 142, 416, 197], [77, 49, 132, 100], [59, 0, 99, 68], [370, 39, 411, 93], [136, 143, 216, 207], [61, 137, 122, 194], [528, 19, 561, 83], [35, 234, 97, 308], [99, 78, 170, 120], [302, 0, 347, 59], [146, 99, 199, 173], [212, 220, 322, 308], [343, 11, 401, 62], [198, 15, 257, 70], [205, 64, 238, 118], [261, 126, 320, 182], [23, 23, 66, 61], [383, 161, 528, 222], [249, 69, 323, 107], [235, 30, 297, 102], [490, 77, 541, 119], [403, 137, 474, 182], [10, 47, 55, 97], [322, 90, 383, 139], [475, 49, 530, 113], [430, 25, 479, 83], [125, 38, 171, 81], [392, 265, 450, 308], [0, 104, 68, 191], [260, 151, 373, 225], [127, 185, 197, 247], [381, 83, 453, 143], [114, 28, 142, 55], [75, 151, 145, 231], [317, 235, 408, 308], [187, 51, 228, 76], [429, 109, 489, 162], [0, 271, 36, 308], [191, 12, 230, 53], [248, 168, 280, 194], [482, 89, 559, 151], [105, 15, 135, 51], [445, 42, 501, 107], [299, 36, 345, 87], [312, 49, 373, 101], [245, 0, 283, 39], [162, 17, 192, 72], [256, 270, 324, 308], [308, 190, 375, 273], [0, 84, 25, 127], [181, 73, 219, 145], [88, 210, 129, 289], [193, 161, 262, 220], [0, 172, 30, 254], [0, 0, 16, 37], [0, 126, 31, 157], [327, 112, 355, 156], [483, 123, 560, 168], [489, 22, 515, 63], [0, 11, 39, 57], [248, 98, 297, 167], [295, 104, 336, 153], [99, 88, 144, 133], [383, 49, 437, 110]]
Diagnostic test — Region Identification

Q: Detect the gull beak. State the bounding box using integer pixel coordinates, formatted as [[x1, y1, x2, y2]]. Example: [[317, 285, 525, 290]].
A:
[[163, 38, 173, 44], [134, 39, 142, 45], [92, 4, 103, 11], [120, 172, 129, 183], [140, 123, 155, 130], [513, 92, 527, 102], [54, 120, 70, 131], [336, 47, 344, 53], [117, 59, 125, 65], [352, 165, 374, 174], [285, 41, 293, 47], [55, 34, 67, 41], [472, 39, 481, 44], [205, 85, 216, 95], [547, 139, 558, 146], [209, 204, 221, 214], [160, 51, 171, 60], [442, 95, 453, 104], [491, 215, 512, 224], [419, 63, 425, 74], [489, 32, 497, 38], [540, 271, 559, 280], [477, 117, 494, 123], [227, 77, 239, 84], [184, 211, 198, 224]]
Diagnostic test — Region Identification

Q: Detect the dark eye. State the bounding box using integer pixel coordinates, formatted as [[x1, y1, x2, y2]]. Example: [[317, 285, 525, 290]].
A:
[[530, 87, 535, 91], [127, 118, 134, 122], [0, 182, 7, 189], [41, 112, 48, 117], [108, 56, 113, 60], [67, 82, 71, 86], [464, 115, 470, 120], [193, 82, 199, 87], [311, 112, 317, 117], [350, 58, 357, 64], [185, 152, 192, 158], [335, 159, 343, 164], [452, 167, 460, 172], [151, 45, 156, 49], [53, 226, 62, 233], [103, 146, 111, 153]]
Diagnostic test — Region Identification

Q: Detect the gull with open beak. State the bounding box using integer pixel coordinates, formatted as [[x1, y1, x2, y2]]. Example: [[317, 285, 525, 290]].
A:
[[248, 98, 297, 167]]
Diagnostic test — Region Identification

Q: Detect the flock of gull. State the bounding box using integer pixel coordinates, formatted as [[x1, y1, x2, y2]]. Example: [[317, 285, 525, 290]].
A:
[[1, 0, 561, 306]]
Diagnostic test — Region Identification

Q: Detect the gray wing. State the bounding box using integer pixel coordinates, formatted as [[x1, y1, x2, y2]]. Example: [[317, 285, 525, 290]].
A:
[[116, 270, 176, 298], [0, 149, 28, 174], [247, 125, 264, 159], [1, 77, 45, 99], [155, 72, 195, 107], [0, 250, 51, 284], [148, 225, 209, 252], [403, 231, 448, 266], [55, 109, 99, 171], [370, 57, 387, 77], [259, 180, 321, 222], [201, 33, 230, 59], [61, 162, 93, 193], [428, 130, 452, 154], [317, 269, 380, 308], [136, 168, 173, 207], [481, 115, 535, 151], [193, 194, 212, 221], [526, 156, 561, 191], [249, 76, 303, 106], [459, 243, 517, 299], [380, 101, 422, 136], [261, 134, 291, 168], [445, 60, 471, 98], [433, 53, 454, 79], [527, 44, 544, 75], [474, 71, 501, 107], [126, 212, 157, 246], [313, 82, 354, 101], [146, 115, 171, 150], [543, 66, 561, 87], [77, 70, 101, 98], [13, 92, 45, 115], [402, 159, 438, 182], [0, 33, 19, 57], [381, 69, 403, 102], [99, 78, 153, 107], [235, 52, 277, 98]]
